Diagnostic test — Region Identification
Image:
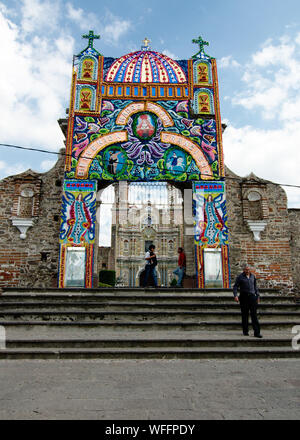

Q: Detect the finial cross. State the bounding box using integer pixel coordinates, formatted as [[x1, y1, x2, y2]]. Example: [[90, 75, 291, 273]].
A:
[[192, 36, 209, 58], [141, 37, 151, 50], [82, 30, 100, 49]]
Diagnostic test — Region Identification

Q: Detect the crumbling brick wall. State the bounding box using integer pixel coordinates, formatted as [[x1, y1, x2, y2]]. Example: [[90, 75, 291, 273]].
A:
[[288, 208, 300, 293], [0, 151, 65, 288], [226, 166, 294, 291]]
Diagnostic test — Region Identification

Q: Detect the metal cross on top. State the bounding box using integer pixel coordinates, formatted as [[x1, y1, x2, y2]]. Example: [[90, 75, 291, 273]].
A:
[[141, 37, 151, 50], [82, 30, 100, 49], [192, 36, 210, 59]]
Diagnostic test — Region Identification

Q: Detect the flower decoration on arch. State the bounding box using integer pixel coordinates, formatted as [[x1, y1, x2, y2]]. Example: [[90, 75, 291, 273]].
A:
[[122, 112, 169, 166]]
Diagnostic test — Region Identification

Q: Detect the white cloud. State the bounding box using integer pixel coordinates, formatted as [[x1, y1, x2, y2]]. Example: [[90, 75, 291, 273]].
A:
[[0, 160, 29, 179], [0, 2, 74, 151], [219, 55, 240, 69], [102, 11, 131, 45], [225, 32, 300, 207], [98, 186, 114, 246], [40, 159, 56, 171], [223, 122, 300, 207], [232, 33, 300, 120], [65, 2, 98, 31], [285, 23, 298, 30], [66, 4, 131, 45], [21, 0, 61, 33], [251, 41, 294, 66], [0, 0, 132, 182], [162, 49, 178, 60], [99, 205, 112, 246]]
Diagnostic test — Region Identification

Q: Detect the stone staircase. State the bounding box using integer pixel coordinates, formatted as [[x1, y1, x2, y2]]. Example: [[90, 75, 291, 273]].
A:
[[0, 287, 299, 359]]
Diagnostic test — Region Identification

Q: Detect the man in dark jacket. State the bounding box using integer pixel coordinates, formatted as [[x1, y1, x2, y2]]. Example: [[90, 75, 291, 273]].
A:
[[233, 265, 262, 338]]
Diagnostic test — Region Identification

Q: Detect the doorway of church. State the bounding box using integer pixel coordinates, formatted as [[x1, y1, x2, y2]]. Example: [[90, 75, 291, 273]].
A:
[[97, 181, 192, 288]]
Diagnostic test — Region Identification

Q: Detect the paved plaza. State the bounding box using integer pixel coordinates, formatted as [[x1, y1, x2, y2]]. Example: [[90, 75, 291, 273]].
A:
[[0, 358, 299, 420]]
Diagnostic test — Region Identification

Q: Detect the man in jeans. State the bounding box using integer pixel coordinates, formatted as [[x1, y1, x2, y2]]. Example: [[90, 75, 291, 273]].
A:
[[143, 244, 158, 288], [233, 265, 262, 338], [173, 247, 186, 287]]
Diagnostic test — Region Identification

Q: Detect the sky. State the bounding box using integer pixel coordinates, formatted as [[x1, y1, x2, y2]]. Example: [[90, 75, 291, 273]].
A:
[[1, 0, 300, 211]]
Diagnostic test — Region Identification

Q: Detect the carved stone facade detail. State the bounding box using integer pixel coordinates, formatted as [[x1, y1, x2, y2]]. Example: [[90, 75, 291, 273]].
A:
[[240, 174, 270, 241], [11, 218, 34, 239], [246, 220, 268, 241]]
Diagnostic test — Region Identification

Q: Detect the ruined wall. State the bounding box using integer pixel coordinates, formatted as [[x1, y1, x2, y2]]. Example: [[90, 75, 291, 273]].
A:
[[226, 166, 294, 291], [288, 209, 300, 293], [97, 246, 111, 271], [0, 151, 65, 288]]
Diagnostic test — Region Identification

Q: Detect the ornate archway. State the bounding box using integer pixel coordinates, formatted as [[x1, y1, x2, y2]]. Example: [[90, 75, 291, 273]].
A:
[[58, 34, 230, 289]]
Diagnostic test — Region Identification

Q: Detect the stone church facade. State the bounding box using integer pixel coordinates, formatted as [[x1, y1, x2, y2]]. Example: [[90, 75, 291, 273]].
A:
[[98, 182, 184, 287]]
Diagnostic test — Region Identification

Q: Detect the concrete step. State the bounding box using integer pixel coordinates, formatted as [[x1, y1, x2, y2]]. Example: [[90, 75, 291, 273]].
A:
[[4, 337, 295, 349], [0, 302, 298, 312], [0, 289, 299, 304], [2, 288, 234, 296], [2, 328, 293, 337], [1, 287, 287, 298], [1, 287, 297, 359], [0, 321, 298, 332], [0, 310, 299, 322], [0, 347, 299, 360]]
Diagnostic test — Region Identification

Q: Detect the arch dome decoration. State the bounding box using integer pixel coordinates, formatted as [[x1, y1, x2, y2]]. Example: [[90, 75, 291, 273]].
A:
[[105, 50, 187, 84]]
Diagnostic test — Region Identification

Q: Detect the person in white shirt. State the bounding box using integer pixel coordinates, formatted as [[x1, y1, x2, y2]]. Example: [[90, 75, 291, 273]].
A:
[[143, 244, 158, 288]]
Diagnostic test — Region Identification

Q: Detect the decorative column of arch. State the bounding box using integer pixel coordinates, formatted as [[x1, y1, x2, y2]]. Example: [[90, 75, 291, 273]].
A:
[[193, 180, 230, 288], [58, 180, 97, 288]]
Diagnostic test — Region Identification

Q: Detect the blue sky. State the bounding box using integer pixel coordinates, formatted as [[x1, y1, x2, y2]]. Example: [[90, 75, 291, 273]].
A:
[[1, 0, 300, 207]]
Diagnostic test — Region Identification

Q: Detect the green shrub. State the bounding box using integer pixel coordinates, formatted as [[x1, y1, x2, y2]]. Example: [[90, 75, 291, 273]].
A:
[[99, 270, 116, 287], [98, 282, 113, 288], [170, 278, 177, 287]]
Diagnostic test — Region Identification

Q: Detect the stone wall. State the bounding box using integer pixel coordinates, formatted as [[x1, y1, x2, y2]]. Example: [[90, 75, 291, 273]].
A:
[[226, 166, 294, 291], [98, 246, 111, 271], [0, 150, 65, 288], [288, 209, 300, 292]]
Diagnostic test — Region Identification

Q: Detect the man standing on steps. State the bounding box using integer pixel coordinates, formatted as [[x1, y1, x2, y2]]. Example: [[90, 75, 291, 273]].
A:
[[233, 265, 262, 338], [173, 247, 186, 288], [143, 244, 158, 288]]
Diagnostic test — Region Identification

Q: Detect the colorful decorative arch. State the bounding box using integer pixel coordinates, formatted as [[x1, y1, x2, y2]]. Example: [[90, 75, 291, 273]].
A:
[[76, 129, 212, 180], [193, 88, 215, 114], [116, 101, 174, 127]]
